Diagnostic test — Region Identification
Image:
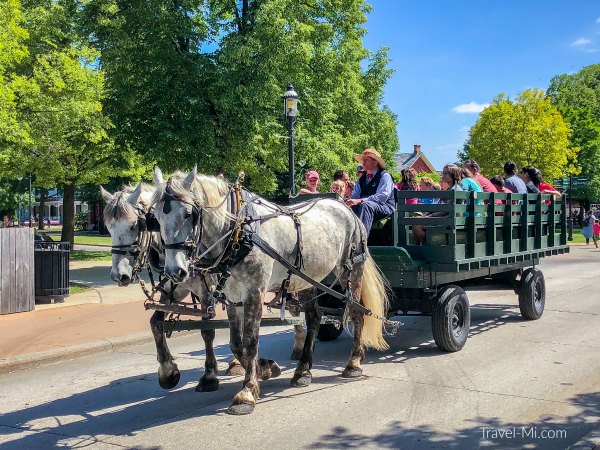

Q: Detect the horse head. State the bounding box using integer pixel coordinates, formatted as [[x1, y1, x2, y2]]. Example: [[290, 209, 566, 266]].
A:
[[152, 167, 199, 283], [101, 183, 153, 286]]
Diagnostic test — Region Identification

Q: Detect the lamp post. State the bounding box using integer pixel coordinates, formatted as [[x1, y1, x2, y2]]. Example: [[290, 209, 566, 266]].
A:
[[568, 173, 573, 241], [282, 84, 299, 196]]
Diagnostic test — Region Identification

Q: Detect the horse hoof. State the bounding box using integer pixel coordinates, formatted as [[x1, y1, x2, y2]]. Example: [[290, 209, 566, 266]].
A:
[[227, 402, 255, 415], [270, 362, 281, 378], [158, 368, 181, 389], [195, 377, 219, 392], [290, 375, 312, 388], [290, 351, 302, 361], [341, 367, 363, 379], [226, 365, 245, 376]]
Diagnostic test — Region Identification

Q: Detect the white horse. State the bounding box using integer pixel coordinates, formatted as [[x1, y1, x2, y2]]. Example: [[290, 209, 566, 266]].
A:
[[152, 167, 389, 415], [101, 182, 283, 392]]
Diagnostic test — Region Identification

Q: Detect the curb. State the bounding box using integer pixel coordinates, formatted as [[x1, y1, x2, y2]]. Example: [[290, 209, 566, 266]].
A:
[[0, 332, 156, 375], [570, 426, 600, 450]]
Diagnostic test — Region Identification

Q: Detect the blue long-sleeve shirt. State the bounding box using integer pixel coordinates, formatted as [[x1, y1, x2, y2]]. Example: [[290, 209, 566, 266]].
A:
[[351, 168, 394, 204]]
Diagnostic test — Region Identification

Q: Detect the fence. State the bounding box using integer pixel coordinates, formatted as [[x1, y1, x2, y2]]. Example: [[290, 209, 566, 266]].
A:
[[0, 228, 35, 315]]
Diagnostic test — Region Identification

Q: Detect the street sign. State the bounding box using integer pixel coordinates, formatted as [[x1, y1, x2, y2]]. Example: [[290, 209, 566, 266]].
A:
[[553, 176, 588, 189]]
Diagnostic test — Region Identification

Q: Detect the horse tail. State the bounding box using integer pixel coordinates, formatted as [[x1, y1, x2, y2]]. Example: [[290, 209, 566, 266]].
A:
[[358, 255, 389, 351]]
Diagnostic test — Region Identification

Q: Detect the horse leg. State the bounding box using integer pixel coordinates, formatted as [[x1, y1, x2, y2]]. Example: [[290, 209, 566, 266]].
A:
[[225, 305, 281, 380], [228, 293, 262, 415], [342, 273, 365, 379], [289, 298, 306, 360], [150, 298, 180, 389], [195, 328, 219, 392], [290, 291, 320, 387], [225, 305, 246, 376]]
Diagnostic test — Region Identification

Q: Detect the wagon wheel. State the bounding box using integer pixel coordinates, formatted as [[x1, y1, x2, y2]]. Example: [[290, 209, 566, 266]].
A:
[[316, 293, 345, 342], [431, 285, 470, 352], [518, 268, 545, 320]]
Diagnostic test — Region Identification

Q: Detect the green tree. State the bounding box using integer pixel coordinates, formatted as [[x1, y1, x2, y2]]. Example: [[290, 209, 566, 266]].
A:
[[84, 0, 398, 193], [547, 64, 600, 202], [466, 89, 577, 181], [0, 0, 145, 244]]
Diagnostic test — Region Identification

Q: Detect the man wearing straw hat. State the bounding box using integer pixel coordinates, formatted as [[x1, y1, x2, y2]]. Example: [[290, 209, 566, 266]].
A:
[[346, 147, 395, 235]]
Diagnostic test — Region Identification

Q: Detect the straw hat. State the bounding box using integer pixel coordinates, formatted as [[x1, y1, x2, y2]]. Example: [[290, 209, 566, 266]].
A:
[[354, 147, 386, 169]]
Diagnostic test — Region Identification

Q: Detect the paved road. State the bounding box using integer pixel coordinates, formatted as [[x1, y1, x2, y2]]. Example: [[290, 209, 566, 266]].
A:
[[1, 247, 599, 449]]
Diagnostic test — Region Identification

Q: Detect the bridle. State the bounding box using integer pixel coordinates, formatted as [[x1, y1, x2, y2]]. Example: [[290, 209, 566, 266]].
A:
[[158, 178, 246, 274], [110, 206, 157, 279]]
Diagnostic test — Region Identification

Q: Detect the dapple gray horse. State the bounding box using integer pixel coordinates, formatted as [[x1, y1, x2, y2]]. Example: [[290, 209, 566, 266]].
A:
[[101, 183, 284, 392], [152, 167, 389, 415]]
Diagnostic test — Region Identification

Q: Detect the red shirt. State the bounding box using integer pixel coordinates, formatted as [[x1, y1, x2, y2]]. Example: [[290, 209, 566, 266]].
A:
[[539, 182, 557, 192], [474, 174, 497, 193]]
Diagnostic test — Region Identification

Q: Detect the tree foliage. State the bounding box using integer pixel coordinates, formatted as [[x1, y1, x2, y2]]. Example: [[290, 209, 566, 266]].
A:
[[84, 0, 398, 193], [0, 0, 146, 243], [465, 89, 577, 181], [548, 64, 600, 202]]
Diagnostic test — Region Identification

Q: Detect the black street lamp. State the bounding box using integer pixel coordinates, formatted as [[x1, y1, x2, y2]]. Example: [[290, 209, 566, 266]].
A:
[[282, 84, 299, 195], [568, 173, 573, 241]]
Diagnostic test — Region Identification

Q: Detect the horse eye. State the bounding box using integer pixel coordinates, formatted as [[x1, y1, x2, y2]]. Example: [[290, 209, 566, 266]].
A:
[[185, 211, 192, 218], [130, 223, 137, 230]]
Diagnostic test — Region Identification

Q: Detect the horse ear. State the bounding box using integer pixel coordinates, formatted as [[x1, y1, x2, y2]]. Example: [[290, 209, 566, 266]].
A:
[[153, 166, 164, 186], [100, 186, 114, 203], [182, 166, 197, 190], [127, 184, 142, 206]]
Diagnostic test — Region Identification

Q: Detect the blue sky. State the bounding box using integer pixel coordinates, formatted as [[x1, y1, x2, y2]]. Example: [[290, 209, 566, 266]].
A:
[[362, 0, 600, 169]]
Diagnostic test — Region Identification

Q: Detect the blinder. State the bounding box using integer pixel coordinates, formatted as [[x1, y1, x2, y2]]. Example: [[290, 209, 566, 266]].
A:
[[145, 213, 161, 232]]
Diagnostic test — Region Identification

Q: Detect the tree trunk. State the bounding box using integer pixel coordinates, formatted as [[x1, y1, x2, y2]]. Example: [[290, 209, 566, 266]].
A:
[[38, 189, 48, 230], [61, 182, 75, 246]]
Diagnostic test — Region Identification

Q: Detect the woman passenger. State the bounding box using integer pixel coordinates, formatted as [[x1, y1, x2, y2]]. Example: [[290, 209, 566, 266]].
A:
[[396, 168, 419, 205], [412, 165, 464, 245]]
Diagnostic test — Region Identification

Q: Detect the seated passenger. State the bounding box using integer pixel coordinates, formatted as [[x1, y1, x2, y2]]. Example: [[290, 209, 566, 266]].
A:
[[412, 165, 464, 245], [345, 147, 394, 235], [418, 177, 441, 204], [396, 168, 419, 205], [520, 166, 540, 194], [503, 160, 527, 193], [330, 180, 346, 201], [464, 159, 497, 192], [298, 170, 320, 194]]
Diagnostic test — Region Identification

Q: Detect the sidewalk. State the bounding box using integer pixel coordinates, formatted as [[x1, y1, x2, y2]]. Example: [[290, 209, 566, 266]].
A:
[[0, 260, 278, 374]]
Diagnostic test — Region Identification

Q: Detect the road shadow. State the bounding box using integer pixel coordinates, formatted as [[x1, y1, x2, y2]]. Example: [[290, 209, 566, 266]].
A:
[[0, 299, 544, 449], [307, 391, 600, 449]]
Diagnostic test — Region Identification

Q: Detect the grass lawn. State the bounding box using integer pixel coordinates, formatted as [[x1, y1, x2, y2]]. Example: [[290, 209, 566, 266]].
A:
[[44, 230, 112, 246], [69, 283, 90, 295], [70, 250, 112, 262], [72, 234, 112, 246]]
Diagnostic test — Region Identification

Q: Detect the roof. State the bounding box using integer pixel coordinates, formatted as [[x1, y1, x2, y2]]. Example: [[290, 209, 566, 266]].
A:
[[394, 151, 437, 173]]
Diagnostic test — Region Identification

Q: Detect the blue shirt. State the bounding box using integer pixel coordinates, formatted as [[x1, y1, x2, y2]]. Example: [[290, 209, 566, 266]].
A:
[[504, 175, 527, 194], [351, 168, 394, 204]]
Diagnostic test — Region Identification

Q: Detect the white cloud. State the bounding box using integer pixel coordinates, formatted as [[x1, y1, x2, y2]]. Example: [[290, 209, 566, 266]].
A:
[[451, 102, 489, 114], [571, 37, 591, 46]]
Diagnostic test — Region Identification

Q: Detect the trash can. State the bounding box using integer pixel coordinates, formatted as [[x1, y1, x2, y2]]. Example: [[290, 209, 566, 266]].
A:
[[34, 241, 70, 303]]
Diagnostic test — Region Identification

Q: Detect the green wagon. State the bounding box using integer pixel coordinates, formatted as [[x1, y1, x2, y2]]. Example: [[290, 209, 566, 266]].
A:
[[323, 190, 569, 351]]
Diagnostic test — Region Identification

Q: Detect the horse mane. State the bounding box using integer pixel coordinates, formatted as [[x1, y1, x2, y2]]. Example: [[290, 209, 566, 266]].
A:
[[152, 172, 231, 220], [103, 183, 154, 223]]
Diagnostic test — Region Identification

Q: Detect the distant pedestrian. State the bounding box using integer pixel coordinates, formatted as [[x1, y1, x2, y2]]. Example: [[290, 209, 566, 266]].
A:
[[593, 219, 600, 248], [582, 210, 595, 245]]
